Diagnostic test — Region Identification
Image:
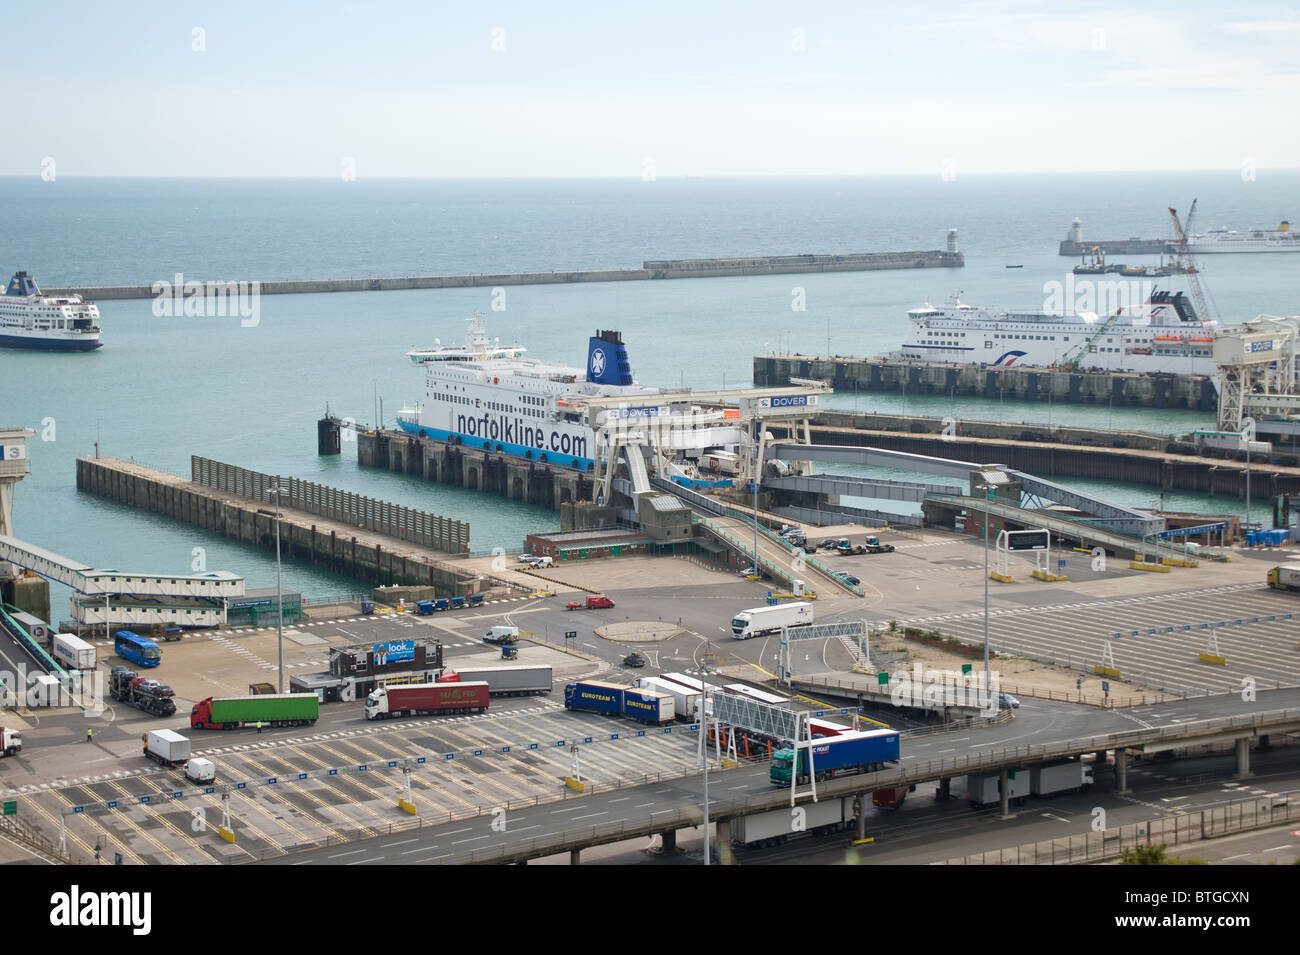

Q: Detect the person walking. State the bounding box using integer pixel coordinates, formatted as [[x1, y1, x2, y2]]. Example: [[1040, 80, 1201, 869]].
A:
[[86, 727, 93, 744]]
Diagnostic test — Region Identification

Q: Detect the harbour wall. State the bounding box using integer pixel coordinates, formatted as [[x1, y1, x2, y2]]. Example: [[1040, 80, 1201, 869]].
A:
[[1059, 239, 1173, 256], [75, 456, 492, 593], [48, 250, 963, 301], [754, 355, 1217, 411]]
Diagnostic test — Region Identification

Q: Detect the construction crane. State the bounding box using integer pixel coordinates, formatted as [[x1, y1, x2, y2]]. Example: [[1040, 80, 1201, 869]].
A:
[[1168, 203, 1211, 322]]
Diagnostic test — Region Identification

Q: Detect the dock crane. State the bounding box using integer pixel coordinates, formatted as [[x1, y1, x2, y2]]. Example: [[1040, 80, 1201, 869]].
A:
[[1168, 202, 1212, 322]]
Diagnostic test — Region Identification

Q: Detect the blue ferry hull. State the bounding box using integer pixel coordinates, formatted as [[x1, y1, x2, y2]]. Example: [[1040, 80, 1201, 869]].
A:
[[396, 417, 595, 471], [0, 334, 102, 352]]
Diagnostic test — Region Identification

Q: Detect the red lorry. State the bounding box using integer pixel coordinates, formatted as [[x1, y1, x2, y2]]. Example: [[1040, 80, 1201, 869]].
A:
[[566, 594, 615, 610], [363, 681, 490, 719]]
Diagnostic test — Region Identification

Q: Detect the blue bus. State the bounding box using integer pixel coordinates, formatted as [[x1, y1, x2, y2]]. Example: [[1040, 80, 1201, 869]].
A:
[[114, 630, 161, 668]]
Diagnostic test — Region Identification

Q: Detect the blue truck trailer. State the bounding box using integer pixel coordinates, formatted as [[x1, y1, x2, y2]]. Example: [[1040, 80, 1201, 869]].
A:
[[770, 728, 901, 785], [621, 687, 674, 724], [564, 680, 626, 715]]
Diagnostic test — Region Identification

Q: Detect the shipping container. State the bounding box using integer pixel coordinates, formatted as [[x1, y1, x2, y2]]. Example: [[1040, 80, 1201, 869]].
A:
[[52, 633, 96, 670], [563, 680, 625, 715], [634, 676, 701, 721], [191, 693, 320, 729], [440, 665, 551, 696], [770, 729, 901, 785], [733, 796, 854, 847], [365, 681, 490, 719], [967, 769, 1031, 806], [144, 729, 191, 766], [1031, 760, 1092, 796], [622, 687, 674, 724]]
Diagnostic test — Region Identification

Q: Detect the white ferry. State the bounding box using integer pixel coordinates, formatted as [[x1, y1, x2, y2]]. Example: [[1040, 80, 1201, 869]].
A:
[[396, 314, 744, 478], [897, 290, 1217, 376], [1186, 221, 1300, 254], [1, 272, 102, 351]]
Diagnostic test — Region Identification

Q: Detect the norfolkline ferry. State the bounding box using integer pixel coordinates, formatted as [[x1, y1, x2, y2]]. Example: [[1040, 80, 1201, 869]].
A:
[[1, 272, 102, 351], [396, 314, 744, 477]]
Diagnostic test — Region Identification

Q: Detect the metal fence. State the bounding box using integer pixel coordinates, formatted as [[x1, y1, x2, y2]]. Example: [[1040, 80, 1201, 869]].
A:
[[940, 787, 1299, 864], [191, 456, 470, 553]]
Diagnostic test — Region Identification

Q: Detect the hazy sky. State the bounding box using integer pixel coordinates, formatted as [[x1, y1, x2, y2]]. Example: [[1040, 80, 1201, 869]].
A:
[[4, 1, 1298, 177]]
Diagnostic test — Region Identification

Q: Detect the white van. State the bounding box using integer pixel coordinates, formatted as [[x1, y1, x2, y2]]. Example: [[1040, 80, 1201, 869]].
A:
[[527, 556, 553, 569], [185, 757, 216, 784]]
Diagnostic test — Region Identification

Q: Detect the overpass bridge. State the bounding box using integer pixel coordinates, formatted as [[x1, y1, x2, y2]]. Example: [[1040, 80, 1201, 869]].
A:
[[265, 696, 1300, 866], [766, 442, 1161, 537], [0, 534, 244, 628]]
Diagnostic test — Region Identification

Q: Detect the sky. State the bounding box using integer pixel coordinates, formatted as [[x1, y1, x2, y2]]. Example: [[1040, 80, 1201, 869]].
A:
[[3, 0, 1299, 177]]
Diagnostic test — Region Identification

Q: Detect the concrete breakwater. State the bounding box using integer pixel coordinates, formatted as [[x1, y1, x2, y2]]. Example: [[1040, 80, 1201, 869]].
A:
[[754, 354, 1217, 411], [47, 249, 962, 301], [76, 456, 490, 592], [1059, 239, 1171, 257]]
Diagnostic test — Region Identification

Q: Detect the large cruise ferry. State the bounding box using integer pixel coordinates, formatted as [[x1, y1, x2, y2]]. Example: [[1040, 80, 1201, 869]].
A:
[[396, 315, 744, 478], [1186, 221, 1300, 253], [897, 290, 1218, 376], [1, 272, 102, 351]]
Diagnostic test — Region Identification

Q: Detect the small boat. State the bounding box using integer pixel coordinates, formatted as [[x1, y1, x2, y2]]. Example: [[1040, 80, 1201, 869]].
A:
[[1005, 264, 1023, 269]]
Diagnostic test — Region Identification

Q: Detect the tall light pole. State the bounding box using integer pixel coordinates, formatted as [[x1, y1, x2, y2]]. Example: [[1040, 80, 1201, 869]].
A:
[[274, 478, 284, 693], [976, 481, 995, 701]]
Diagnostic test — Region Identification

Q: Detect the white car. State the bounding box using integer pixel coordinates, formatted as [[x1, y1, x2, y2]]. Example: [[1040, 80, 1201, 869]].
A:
[[527, 556, 553, 569]]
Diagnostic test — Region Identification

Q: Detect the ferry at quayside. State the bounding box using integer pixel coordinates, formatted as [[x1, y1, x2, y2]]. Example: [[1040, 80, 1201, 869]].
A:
[[0, 272, 102, 351], [896, 290, 1218, 377], [1187, 220, 1300, 254], [396, 314, 746, 485]]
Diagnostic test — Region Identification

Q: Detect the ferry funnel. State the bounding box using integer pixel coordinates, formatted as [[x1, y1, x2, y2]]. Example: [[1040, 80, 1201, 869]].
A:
[[586, 330, 633, 386]]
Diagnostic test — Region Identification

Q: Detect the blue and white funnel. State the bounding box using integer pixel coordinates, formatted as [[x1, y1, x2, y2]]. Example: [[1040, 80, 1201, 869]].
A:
[[586, 330, 633, 386], [5, 272, 41, 297]]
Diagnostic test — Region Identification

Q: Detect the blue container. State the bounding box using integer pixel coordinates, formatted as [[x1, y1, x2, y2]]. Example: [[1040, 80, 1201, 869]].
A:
[[415, 600, 436, 615], [433, 598, 449, 611], [563, 681, 624, 714], [622, 688, 672, 723], [451, 596, 466, 609], [469, 594, 485, 606]]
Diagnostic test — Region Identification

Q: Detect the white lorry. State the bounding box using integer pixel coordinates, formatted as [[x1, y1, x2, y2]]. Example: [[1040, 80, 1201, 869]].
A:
[[635, 675, 701, 721], [1031, 760, 1093, 796], [731, 601, 814, 639], [52, 633, 96, 671], [967, 770, 1030, 806], [440, 665, 552, 696], [0, 727, 22, 757], [143, 729, 191, 768], [733, 796, 855, 848]]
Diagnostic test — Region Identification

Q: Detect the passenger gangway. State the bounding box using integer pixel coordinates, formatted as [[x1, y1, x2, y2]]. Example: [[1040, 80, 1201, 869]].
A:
[[0, 534, 244, 600]]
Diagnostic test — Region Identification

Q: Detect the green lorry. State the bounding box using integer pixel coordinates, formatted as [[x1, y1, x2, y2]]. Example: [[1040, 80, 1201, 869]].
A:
[[190, 693, 319, 730]]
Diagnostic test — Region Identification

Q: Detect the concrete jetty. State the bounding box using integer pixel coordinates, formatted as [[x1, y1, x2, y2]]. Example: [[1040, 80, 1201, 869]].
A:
[[75, 456, 499, 593], [754, 354, 1217, 411], [47, 246, 963, 302]]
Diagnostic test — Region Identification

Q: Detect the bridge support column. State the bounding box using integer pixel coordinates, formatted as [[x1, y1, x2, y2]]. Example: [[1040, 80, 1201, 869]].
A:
[[661, 829, 677, 852], [935, 777, 951, 801], [855, 793, 867, 842], [999, 769, 1012, 819], [1115, 749, 1130, 794], [570, 848, 581, 865], [1093, 750, 1107, 772], [715, 818, 734, 865], [1235, 738, 1253, 779]]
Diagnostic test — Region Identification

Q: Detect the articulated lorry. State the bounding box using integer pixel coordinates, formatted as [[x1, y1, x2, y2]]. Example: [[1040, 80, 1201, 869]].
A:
[[109, 667, 177, 717], [0, 727, 21, 757], [731, 601, 814, 639], [191, 693, 320, 730], [634, 675, 700, 721], [770, 729, 901, 785], [1031, 760, 1093, 796], [1266, 563, 1300, 592], [563, 680, 673, 724], [52, 633, 95, 670], [967, 770, 1031, 806], [365, 681, 490, 719], [733, 796, 857, 849], [439, 665, 551, 696]]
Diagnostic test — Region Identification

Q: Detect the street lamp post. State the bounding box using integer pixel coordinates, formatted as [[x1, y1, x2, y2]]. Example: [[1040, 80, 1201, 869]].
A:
[[976, 482, 995, 701], [274, 479, 284, 693]]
